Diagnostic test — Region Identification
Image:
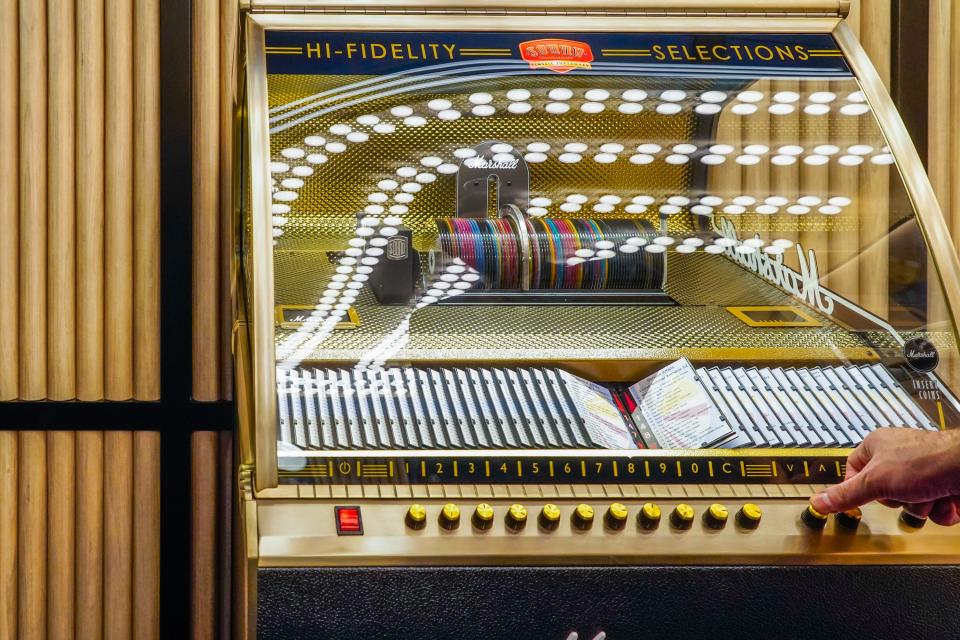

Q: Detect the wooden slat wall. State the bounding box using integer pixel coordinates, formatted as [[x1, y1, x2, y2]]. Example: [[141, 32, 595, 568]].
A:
[[0, 431, 160, 639], [0, 0, 160, 401], [191, 431, 235, 640], [193, 0, 238, 401]]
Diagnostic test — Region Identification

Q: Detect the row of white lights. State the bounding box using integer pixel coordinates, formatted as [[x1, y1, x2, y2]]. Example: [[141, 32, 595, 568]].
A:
[[528, 193, 853, 217]]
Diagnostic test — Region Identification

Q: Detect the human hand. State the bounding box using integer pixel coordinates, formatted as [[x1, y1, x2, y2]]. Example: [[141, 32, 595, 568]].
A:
[[809, 428, 960, 526]]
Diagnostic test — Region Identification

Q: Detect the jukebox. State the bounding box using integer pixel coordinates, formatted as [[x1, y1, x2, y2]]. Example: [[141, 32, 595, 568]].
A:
[[233, 2, 960, 637]]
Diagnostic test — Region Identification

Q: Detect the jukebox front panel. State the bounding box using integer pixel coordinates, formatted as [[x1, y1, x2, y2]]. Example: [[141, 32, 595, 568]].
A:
[[239, 11, 960, 567]]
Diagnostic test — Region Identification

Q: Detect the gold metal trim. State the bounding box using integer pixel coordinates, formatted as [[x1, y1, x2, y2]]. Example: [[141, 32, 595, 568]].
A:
[[833, 23, 960, 348], [726, 306, 823, 328], [246, 19, 279, 490], [275, 305, 360, 329]]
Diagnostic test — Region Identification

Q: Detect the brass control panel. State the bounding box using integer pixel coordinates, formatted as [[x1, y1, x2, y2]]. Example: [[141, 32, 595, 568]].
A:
[[255, 497, 960, 567]]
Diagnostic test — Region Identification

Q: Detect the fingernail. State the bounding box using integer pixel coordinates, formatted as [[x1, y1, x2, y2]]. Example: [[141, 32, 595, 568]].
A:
[[812, 492, 834, 513]]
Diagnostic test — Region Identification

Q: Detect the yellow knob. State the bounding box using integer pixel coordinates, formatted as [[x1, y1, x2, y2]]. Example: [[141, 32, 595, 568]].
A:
[[473, 503, 495, 531], [737, 503, 762, 529], [539, 504, 561, 531], [801, 504, 828, 530], [605, 503, 629, 531], [506, 504, 528, 532], [405, 503, 427, 530], [572, 503, 595, 531], [671, 503, 695, 530], [639, 502, 661, 529], [439, 503, 461, 530], [704, 503, 728, 529]]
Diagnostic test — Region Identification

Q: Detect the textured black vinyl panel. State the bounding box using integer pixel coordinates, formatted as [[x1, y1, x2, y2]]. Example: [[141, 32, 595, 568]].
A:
[[259, 565, 960, 640]]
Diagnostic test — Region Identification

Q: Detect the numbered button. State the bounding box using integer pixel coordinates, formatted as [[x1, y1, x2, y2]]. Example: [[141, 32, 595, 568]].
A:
[[539, 504, 561, 532], [439, 503, 461, 531], [671, 504, 695, 530]]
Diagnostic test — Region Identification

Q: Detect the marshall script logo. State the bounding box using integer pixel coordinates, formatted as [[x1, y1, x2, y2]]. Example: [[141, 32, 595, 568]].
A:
[[904, 337, 939, 373], [464, 154, 519, 170], [716, 217, 834, 316], [519, 38, 594, 73]]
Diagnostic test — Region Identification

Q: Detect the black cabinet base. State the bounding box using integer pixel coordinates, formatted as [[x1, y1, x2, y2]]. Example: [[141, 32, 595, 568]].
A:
[[258, 565, 960, 640]]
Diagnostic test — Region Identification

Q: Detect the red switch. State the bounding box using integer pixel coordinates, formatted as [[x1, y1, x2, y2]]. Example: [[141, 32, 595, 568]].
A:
[[335, 506, 363, 535]]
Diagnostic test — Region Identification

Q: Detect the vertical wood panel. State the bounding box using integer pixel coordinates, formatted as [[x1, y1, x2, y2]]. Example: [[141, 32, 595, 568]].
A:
[[0, 0, 19, 400], [17, 432, 46, 640], [77, 0, 106, 401], [0, 432, 17, 638], [105, 0, 134, 400], [76, 431, 105, 640], [194, 0, 222, 401], [18, 0, 48, 400], [104, 431, 133, 640], [133, 432, 161, 640], [192, 432, 218, 640], [220, 0, 239, 401], [47, 432, 76, 640], [134, 0, 161, 400], [47, 0, 77, 400], [217, 432, 234, 640]]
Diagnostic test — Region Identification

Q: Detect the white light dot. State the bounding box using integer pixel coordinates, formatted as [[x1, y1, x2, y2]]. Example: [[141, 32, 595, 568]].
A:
[[567, 194, 588, 204], [771, 155, 797, 166], [507, 88, 531, 101], [735, 154, 760, 166], [811, 145, 838, 156], [281, 178, 304, 189], [329, 123, 352, 135], [404, 116, 427, 127], [618, 102, 644, 114], [566, 257, 586, 266], [345, 248, 363, 257], [809, 91, 836, 104], [765, 196, 789, 206], [659, 205, 681, 215], [493, 153, 514, 163], [270, 162, 289, 173], [593, 153, 617, 163], [562, 142, 585, 154], [804, 104, 831, 115], [733, 196, 756, 206], [524, 153, 547, 163], [829, 196, 852, 207], [773, 91, 800, 103], [416, 173, 437, 183], [690, 205, 713, 216], [764, 245, 785, 255], [683, 237, 705, 247], [346, 131, 369, 143], [281, 148, 305, 159], [292, 166, 314, 177], [325, 142, 347, 153], [636, 144, 661, 154], [304, 136, 325, 147], [694, 103, 722, 115], [716, 238, 738, 247], [356, 114, 380, 126], [847, 91, 867, 103], [427, 98, 452, 111], [673, 143, 697, 154], [274, 191, 298, 202], [626, 237, 648, 246], [584, 89, 610, 101], [600, 195, 622, 205], [768, 103, 795, 115], [735, 245, 756, 254], [803, 154, 829, 166], [756, 204, 778, 215], [675, 244, 696, 254], [700, 196, 723, 206], [700, 91, 727, 103], [848, 144, 874, 156], [619, 244, 640, 253], [871, 153, 895, 165], [548, 88, 573, 101], [737, 90, 764, 103], [546, 102, 570, 114], [819, 205, 842, 215], [600, 143, 624, 154], [704, 244, 725, 254], [645, 244, 667, 253], [665, 154, 689, 164], [744, 238, 765, 248], [559, 202, 581, 213], [508, 102, 532, 114], [839, 155, 864, 166], [388, 205, 408, 215], [365, 205, 384, 215], [526, 142, 550, 154], [401, 182, 422, 193], [390, 105, 413, 117], [368, 192, 388, 203], [625, 204, 648, 214], [840, 103, 870, 116], [468, 92, 493, 105], [595, 240, 615, 250], [271, 203, 290, 214], [472, 105, 495, 117], [593, 203, 614, 213], [622, 89, 647, 101], [723, 205, 746, 214], [787, 205, 810, 215], [656, 103, 682, 115], [454, 148, 477, 159], [773, 239, 794, 248], [660, 90, 686, 102], [438, 109, 461, 121], [377, 179, 398, 191], [383, 216, 403, 226], [700, 154, 725, 165], [731, 103, 758, 115], [743, 144, 769, 155], [380, 227, 398, 237], [797, 195, 822, 206], [420, 156, 442, 167], [558, 153, 582, 163], [667, 195, 690, 206], [581, 101, 605, 114], [373, 123, 396, 134], [630, 154, 654, 165], [527, 207, 548, 217]]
